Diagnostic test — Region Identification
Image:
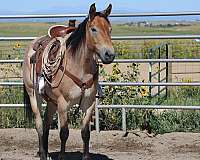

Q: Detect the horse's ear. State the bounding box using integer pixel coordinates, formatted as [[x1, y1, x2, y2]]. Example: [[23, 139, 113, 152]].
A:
[[89, 3, 96, 21], [103, 4, 112, 17]]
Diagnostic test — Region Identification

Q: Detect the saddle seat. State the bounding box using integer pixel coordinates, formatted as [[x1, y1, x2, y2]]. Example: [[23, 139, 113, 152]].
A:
[[48, 25, 76, 38]]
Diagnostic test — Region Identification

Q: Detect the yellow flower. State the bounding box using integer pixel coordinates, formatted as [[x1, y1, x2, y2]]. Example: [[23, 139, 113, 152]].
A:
[[182, 78, 192, 83], [14, 42, 21, 49], [156, 66, 159, 72], [139, 86, 148, 97]]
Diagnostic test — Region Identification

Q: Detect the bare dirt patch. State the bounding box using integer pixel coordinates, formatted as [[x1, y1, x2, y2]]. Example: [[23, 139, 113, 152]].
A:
[[0, 129, 200, 160]]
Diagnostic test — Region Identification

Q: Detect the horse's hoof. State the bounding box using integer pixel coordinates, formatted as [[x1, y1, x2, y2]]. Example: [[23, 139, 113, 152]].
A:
[[41, 154, 47, 160], [82, 155, 91, 160], [58, 153, 65, 160], [35, 151, 47, 160], [35, 151, 40, 157]]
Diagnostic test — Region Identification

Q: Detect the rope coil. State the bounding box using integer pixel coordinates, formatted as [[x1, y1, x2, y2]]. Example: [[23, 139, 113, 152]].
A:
[[42, 35, 70, 88]]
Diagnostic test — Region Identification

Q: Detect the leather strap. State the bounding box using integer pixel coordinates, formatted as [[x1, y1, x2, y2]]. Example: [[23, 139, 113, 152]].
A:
[[59, 66, 98, 92]]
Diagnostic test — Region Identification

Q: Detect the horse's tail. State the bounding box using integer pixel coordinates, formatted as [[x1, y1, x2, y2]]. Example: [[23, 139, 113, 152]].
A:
[[23, 84, 33, 127]]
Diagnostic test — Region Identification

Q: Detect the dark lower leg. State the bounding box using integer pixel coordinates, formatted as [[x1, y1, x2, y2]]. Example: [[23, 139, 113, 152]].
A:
[[43, 102, 56, 155], [43, 124, 50, 155], [60, 126, 69, 154], [81, 124, 90, 157], [58, 126, 69, 160]]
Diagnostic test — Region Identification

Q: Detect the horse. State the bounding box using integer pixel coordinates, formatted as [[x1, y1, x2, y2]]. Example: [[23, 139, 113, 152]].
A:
[[23, 3, 115, 160]]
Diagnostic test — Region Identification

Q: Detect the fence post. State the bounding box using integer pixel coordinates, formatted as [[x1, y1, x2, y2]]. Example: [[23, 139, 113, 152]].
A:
[[148, 50, 153, 97], [95, 97, 100, 133], [166, 44, 173, 97], [122, 108, 127, 132], [57, 112, 60, 133], [158, 47, 161, 96]]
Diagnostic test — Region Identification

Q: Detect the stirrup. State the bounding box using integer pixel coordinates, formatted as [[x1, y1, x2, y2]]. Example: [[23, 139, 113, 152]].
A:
[[38, 75, 45, 94], [96, 83, 103, 98]]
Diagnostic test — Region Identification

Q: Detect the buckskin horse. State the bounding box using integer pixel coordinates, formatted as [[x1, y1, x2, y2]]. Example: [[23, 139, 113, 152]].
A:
[[23, 3, 115, 160]]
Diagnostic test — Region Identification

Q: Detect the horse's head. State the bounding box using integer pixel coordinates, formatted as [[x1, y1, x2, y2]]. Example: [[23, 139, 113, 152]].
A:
[[86, 3, 115, 64]]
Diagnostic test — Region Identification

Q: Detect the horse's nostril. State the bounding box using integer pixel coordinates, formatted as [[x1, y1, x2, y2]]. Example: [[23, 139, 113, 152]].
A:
[[105, 52, 109, 57]]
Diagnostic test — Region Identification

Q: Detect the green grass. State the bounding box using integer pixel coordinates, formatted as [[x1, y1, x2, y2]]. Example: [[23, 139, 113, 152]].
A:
[[112, 22, 200, 36], [0, 21, 200, 36], [1, 21, 200, 59], [0, 21, 199, 61], [0, 22, 57, 36]]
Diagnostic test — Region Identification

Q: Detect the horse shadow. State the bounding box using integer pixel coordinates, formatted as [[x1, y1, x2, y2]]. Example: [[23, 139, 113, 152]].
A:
[[49, 151, 113, 160]]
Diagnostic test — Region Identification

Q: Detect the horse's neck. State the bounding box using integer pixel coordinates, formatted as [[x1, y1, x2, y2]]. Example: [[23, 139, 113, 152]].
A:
[[66, 47, 97, 78]]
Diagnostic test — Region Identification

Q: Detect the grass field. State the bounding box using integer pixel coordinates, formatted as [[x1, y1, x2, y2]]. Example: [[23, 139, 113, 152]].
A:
[[0, 21, 200, 36], [1, 21, 200, 59]]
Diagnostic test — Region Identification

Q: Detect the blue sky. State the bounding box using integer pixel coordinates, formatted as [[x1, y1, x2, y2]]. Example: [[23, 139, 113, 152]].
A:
[[1, 0, 200, 14]]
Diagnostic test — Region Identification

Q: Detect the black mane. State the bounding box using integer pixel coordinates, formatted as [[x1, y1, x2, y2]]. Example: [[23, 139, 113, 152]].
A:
[[66, 12, 110, 55]]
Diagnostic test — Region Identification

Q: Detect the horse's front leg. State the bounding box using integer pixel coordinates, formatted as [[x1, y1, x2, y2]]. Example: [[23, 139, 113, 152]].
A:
[[81, 101, 95, 160], [57, 96, 69, 160]]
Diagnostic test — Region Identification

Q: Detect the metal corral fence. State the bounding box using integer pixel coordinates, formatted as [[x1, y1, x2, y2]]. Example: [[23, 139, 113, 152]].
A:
[[0, 12, 200, 132]]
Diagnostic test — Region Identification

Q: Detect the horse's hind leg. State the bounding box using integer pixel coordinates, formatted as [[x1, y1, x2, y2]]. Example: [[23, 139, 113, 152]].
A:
[[29, 95, 46, 160], [43, 101, 57, 157], [57, 96, 69, 160], [81, 102, 95, 160]]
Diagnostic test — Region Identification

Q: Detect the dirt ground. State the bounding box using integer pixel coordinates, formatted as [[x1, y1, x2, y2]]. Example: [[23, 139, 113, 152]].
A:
[[0, 129, 200, 160]]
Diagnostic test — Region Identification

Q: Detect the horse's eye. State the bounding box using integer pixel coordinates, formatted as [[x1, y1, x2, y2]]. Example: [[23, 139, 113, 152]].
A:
[[91, 27, 97, 33], [109, 27, 112, 33]]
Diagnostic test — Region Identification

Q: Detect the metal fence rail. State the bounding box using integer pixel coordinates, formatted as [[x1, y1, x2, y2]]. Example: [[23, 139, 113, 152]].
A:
[[1, 81, 200, 86], [97, 105, 200, 110], [1, 35, 200, 41], [1, 58, 200, 64], [0, 104, 47, 108], [1, 11, 200, 19], [2, 104, 198, 109]]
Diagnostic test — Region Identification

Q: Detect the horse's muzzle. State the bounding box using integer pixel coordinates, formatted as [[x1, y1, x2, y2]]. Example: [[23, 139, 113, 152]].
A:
[[98, 48, 115, 64], [103, 51, 115, 64]]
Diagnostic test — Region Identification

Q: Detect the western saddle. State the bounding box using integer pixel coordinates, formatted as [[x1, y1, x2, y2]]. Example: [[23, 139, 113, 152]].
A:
[[31, 21, 77, 79]]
